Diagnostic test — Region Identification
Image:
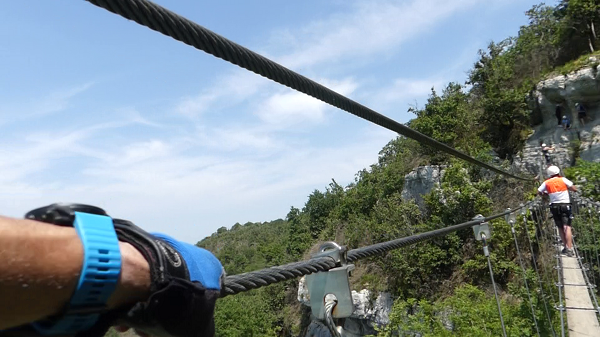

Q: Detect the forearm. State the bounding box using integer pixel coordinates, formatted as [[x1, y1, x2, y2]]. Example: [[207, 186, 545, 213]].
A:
[[0, 215, 151, 330]]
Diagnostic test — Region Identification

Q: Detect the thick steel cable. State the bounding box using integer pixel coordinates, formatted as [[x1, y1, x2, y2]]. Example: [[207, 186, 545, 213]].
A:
[[509, 217, 541, 337], [221, 256, 336, 296], [221, 205, 528, 296], [521, 213, 556, 337], [85, 0, 534, 182], [347, 206, 523, 262]]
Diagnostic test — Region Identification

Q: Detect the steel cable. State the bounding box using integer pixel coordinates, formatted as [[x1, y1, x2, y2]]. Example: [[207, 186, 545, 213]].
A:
[[509, 216, 541, 337], [221, 256, 336, 296], [481, 234, 507, 337], [85, 0, 534, 182], [521, 213, 556, 337], [221, 204, 529, 296], [554, 224, 566, 337]]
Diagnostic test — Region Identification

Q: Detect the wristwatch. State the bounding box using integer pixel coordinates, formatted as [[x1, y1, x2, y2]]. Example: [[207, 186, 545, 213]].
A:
[[25, 204, 122, 336]]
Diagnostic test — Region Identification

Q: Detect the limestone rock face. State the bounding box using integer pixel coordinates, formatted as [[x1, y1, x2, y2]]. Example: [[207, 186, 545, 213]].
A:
[[303, 66, 600, 336], [515, 66, 600, 175], [298, 277, 392, 337], [401, 165, 444, 208]]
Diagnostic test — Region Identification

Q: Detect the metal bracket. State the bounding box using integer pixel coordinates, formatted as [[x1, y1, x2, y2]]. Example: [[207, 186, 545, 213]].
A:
[[505, 208, 516, 226], [306, 242, 355, 320], [472, 214, 490, 241]]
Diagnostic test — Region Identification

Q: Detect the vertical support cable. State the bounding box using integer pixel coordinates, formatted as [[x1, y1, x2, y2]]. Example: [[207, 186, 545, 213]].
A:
[[577, 204, 595, 286], [574, 199, 600, 318], [481, 234, 507, 337], [586, 207, 600, 283], [535, 204, 562, 335], [509, 214, 541, 337], [533, 206, 557, 305], [522, 213, 556, 337], [554, 225, 566, 337]]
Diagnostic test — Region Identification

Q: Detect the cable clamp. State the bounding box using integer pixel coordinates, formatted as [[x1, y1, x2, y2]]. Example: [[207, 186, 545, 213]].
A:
[[472, 214, 490, 241], [306, 242, 355, 321]]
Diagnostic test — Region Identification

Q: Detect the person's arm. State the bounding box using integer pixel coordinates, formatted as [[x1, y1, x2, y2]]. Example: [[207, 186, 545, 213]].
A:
[[537, 183, 546, 196], [0, 215, 151, 330], [563, 177, 578, 192]]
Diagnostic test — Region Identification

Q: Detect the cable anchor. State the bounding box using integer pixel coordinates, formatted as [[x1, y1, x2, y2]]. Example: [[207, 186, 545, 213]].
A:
[[305, 241, 355, 323]]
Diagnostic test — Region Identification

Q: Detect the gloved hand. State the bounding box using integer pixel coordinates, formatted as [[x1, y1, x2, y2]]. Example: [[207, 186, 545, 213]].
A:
[[109, 229, 225, 337]]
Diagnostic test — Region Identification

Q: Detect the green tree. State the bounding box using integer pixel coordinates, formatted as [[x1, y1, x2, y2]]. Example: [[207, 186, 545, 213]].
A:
[[558, 0, 600, 55]]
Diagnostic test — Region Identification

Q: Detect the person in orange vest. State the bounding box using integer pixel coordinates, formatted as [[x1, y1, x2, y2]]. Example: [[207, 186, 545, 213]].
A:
[[538, 165, 578, 257]]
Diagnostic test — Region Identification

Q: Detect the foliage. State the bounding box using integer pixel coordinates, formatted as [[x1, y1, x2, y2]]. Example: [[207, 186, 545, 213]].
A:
[[564, 160, 600, 200], [408, 83, 482, 163], [214, 289, 281, 337], [378, 285, 539, 337]]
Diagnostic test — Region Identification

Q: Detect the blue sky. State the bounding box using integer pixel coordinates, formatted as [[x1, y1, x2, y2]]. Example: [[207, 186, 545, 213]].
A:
[[1, 0, 547, 242]]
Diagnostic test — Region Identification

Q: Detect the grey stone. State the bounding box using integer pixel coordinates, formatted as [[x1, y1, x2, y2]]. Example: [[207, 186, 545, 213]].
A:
[[401, 165, 445, 209]]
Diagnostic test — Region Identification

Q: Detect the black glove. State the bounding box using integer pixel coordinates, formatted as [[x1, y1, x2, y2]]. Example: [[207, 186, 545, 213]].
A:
[[100, 219, 225, 337]]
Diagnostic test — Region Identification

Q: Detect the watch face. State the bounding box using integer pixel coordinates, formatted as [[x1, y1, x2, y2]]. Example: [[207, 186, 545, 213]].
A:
[[25, 203, 108, 226]]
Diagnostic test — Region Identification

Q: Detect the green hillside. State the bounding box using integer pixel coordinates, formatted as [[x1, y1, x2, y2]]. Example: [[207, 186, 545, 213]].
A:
[[194, 1, 600, 336]]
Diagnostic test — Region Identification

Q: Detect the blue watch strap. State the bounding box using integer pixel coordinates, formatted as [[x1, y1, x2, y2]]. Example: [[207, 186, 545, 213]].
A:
[[33, 212, 122, 335]]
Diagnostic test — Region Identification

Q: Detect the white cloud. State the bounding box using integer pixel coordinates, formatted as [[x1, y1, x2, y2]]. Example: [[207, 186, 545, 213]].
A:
[[176, 70, 266, 118], [254, 77, 359, 127], [1, 127, 392, 241], [371, 77, 448, 109], [0, 82, 93, 123], [275, 0, 480, 70]]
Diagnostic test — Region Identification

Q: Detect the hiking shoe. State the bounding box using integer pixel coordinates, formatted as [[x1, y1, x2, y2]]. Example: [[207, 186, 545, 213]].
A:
[[561, 248, 569, 255], [566, 249, 575, 258]]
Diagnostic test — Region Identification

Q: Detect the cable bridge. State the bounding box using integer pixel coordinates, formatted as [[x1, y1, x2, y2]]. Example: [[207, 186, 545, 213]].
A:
[[70, 1, 600, 335]]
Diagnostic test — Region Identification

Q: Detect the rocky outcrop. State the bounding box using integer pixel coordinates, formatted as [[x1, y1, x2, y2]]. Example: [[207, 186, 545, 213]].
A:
[[515, 64, 600, 175], [298, 277, 393, 337], [301, 65, 600, 336], [401, 165, 444, 208]]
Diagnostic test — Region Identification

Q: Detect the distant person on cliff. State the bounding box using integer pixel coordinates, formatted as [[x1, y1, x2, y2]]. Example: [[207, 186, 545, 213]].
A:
[[538, 165, 578, 257], [561, 115, 571, 130], [577, 102, 587, 127], [541, 143, 554, 165]]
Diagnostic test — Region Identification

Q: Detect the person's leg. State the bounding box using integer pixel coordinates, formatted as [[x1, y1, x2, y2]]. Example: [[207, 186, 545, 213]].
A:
[[551, 207, 566, 244], [565, 206, 574, 250], [564, 225, 573, 250]]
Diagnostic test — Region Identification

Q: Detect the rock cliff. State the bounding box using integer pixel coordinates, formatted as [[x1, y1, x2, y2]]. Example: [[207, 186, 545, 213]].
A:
[[299, 64, 600, 336], [515, 63, 600, 175]]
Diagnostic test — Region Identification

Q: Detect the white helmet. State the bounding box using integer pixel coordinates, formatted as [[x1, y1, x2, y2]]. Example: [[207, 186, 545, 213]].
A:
[[542, 143, 546, 147], [547, 165, 560, 176]]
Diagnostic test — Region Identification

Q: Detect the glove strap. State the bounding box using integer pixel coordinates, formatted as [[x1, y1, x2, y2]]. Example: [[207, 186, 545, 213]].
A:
[[112, 219, 189, 291]]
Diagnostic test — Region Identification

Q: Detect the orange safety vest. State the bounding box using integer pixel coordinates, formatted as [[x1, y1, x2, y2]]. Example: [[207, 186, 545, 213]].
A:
[[545, 176, 568, 193]]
